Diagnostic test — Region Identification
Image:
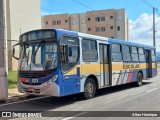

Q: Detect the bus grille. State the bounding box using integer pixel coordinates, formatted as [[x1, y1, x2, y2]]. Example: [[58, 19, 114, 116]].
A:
[[22, 82, 42, 86], [19, 71, 47, 78]]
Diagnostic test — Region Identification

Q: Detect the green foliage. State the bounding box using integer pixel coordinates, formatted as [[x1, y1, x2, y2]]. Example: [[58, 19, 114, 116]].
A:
[[8, 71, 17, 89]]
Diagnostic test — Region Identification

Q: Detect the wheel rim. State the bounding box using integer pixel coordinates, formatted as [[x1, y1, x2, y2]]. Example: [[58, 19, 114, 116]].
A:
[[85, 82, 94, 95], [138, 74, 142, 85]]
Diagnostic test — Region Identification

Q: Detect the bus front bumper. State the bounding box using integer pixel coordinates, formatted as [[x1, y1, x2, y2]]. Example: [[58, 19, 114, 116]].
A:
[[18, 81, 60, 97]]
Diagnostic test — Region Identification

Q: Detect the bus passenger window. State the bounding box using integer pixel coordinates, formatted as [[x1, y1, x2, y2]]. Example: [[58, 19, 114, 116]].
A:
[[112, 44, 122, 62], [138, 48, 145, 62], [122, 45, 131, 62], [82, 39, 98, 62], [131, 47, 139, 62]]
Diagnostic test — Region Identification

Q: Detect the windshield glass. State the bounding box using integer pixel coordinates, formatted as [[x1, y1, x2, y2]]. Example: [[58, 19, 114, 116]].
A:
[[19, 42, 58, 71]]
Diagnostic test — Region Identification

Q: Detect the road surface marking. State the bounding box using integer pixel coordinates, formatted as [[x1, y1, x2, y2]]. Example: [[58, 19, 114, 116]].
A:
[[147, 88, 159, 93], [50, 118, 57, 120], [104, 99, 116, 104], [118, 94, 130, 100], [0, 96, 50, 107], [131, 90, 146, 95], [62, 112, 87, 120]]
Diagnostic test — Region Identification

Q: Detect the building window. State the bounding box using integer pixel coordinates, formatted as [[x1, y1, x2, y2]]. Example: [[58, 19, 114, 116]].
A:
[[117, 26, 120, 31], [88, 28, 91, 31], [101, 16, 105, 21], [101, 27, 105, 32], [72, 20, 77, 25], [96, 27, 100, 32], [110, 26, 113, 30], [88, 18, 91, 21], [57, 20, 61, 25], [46, 21, 48, 25], [65, 20, 68, 23], [81, 19, 86, 24], [110, 16, 113, 19], [52, 21, 56, 25], [95, 17, 100, 22]]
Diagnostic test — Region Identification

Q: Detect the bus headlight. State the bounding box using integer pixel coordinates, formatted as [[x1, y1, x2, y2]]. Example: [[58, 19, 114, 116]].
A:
[[51, 75, 58, 82], [47, 75, 58, 85], [42, 75, 58, 87]]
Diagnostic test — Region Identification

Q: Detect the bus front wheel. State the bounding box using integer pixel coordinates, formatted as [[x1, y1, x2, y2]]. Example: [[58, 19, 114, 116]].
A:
[[83, 78, 96, 99], [136, 72, 143, 87]]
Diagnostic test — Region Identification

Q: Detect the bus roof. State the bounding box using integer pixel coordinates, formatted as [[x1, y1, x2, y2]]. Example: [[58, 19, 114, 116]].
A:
[[108, 38, 155, 49], [21, 28, 155, 50], [55, 29, 155, 49]]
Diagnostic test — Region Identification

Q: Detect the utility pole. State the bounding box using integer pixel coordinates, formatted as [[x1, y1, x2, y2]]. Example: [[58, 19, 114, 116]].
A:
[[0, 0, 8, 101], [153, 7, 156, 47]]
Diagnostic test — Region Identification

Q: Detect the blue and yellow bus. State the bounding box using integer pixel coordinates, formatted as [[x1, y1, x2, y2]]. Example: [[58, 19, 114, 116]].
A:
[[13, 29, 157, 99]]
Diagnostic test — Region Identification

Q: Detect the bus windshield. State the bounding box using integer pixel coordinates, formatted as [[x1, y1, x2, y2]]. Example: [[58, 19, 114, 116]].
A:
[[19, 41, 58, 71]]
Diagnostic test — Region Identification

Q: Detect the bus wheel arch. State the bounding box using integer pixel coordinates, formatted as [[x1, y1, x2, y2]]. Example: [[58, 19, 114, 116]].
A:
[[86, 75, 99, 89], [138, 70, 143, 80], [83, 75, 98, 99]]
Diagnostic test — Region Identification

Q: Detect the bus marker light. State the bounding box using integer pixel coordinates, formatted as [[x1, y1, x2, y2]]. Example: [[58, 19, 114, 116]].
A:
[[19, 78, 29, 83]]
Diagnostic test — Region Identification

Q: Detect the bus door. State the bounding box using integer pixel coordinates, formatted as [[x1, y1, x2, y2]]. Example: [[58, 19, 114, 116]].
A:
[[145, 50, 152, 78], [99, 44, 110, 86]]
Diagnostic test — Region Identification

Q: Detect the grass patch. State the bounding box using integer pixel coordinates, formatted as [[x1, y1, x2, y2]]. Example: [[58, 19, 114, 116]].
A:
[[8, 71, 18, 89]]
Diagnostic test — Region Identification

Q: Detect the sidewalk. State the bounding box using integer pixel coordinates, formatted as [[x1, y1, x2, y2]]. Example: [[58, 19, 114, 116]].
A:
[[8, 88, 25, 97], [5, 88, 27, 103]]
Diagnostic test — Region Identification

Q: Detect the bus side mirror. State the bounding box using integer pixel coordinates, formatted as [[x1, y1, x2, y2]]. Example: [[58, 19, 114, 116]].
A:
[[12, 43, 20, 60]]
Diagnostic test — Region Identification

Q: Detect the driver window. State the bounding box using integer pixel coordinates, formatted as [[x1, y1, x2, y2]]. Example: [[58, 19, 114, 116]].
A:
[[60, 36, 79, 73]]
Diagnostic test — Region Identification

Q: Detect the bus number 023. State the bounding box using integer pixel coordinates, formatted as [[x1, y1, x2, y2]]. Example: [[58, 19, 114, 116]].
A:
[[32, 78, 39, 83]]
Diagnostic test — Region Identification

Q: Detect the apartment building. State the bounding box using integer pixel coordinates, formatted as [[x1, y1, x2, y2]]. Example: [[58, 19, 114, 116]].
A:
[[42, 9, 129, 41], [6, 0, 41, 70]]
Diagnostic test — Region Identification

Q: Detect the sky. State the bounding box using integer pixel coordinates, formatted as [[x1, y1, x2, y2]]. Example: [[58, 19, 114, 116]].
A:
[[41, 0, 160, 51]]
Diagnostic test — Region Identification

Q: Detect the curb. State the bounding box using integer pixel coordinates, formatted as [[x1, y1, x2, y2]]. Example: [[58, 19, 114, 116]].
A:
[[0, 94, 27, 103], [7, 94, 27, 103]]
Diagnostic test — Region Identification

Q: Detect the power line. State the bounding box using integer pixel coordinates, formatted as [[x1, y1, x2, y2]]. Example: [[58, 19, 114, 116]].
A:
[[72, 0, 153, 28], [152, 0, 160, 9], [72, 0, 95, 11], [142, 0, 153, 8]]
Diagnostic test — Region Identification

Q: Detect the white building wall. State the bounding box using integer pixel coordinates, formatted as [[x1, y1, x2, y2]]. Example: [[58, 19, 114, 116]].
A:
[[7, 0, 41, 70]]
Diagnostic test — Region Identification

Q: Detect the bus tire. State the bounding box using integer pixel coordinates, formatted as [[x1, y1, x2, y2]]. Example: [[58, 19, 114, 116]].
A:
[[136, 72, 143, 87], [83, 78, 96, 99]]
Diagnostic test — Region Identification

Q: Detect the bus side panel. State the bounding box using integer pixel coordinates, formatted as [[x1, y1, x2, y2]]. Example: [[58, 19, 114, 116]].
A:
[[61, 66, 81, 96], [80, 63, 101, 89], [152, 62, 157, 77], [112, 63, 147, 86], [152, 68, 157, 77]]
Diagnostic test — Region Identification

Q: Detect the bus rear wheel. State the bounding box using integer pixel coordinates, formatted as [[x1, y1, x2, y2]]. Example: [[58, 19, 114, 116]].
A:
[[83, 78, 96, 99], [136, 72, 143, 87]]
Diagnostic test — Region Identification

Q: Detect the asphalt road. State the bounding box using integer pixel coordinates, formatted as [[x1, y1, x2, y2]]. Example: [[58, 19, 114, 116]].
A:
[[0, 75, 160, 120]]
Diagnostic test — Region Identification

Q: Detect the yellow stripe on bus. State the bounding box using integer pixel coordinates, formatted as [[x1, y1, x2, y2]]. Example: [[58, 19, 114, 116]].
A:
[[64, 63, 155, 75]]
